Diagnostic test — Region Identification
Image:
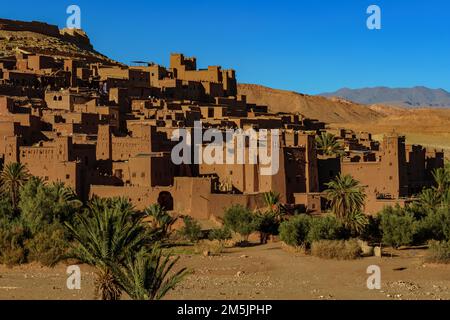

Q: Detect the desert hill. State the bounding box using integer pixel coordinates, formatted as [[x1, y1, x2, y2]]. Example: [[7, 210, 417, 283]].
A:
[[238, 84, 384, 124], [0, 18, 119, 65]]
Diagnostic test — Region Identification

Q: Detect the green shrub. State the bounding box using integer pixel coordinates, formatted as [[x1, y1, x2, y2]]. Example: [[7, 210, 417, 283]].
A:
[[254, 211, 279, 244], [359, 215, 382, 244], [0, 220, 28, 266], [426, 240, 450, 263], [307, 215, 344, 244], [379, 208, 416, 248], [223, 205, 256, 241], [279, 214, 311, 247], [19, 179, 81, 234], [25, 223, 68, 267], [208, 227, 232, 242], [0, 198, 14, 220], [179, 216, 203, 243], [311, 239, 362, 260], [416, 208, 450, 242]]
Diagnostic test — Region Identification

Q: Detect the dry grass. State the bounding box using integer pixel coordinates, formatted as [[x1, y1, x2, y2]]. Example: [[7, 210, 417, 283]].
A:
[[426, 241, 450, 264], [311, 239, 362, 260]]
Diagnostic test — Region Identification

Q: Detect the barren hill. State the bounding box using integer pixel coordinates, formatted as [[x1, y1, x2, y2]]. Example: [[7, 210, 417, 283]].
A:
[[238, 84, 384, 123], [0, 18, 119, 65]]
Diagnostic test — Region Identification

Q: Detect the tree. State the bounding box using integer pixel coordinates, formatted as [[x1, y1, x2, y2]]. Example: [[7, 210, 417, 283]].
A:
[[279, 214, 311, 247], [19, 178, 81, 234], [179, 216, 203, 243], [315, 132, 344, 157], [223, 205, 256, 242], [417, 188, 441, 212], [0, 162, 29, 211], [325, 174, 366, 231], [254, 211, 279, 244], [114, 247, 188, 300], [144, 204, 177, 240], [255, 192, 284, 244], [61, 199, 149, 300], [432, 167, 450, 195], [379, 207, 416, 249]]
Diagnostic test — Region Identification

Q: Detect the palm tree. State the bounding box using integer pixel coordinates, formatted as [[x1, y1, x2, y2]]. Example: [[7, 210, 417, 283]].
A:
[[344, 210, 369, 234], [315, 132, 344, 157], [432, 167, 449, 195], [114, 247, 188, 300], [144, 204, 177, 240], [263, 191, 281, 213], [0, 162, 30, 210], [50, 182, 82, 208], [62, 201, 149, 300], [325, 174, 366, 227], [418, 188, 441, 211]]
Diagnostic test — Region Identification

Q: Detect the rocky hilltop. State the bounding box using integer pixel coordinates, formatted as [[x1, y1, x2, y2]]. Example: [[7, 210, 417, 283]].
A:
[[0, 18, 118, 64]]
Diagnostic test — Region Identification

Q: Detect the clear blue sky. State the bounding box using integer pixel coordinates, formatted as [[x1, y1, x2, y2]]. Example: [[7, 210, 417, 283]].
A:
[[2, 0, 449, 94]]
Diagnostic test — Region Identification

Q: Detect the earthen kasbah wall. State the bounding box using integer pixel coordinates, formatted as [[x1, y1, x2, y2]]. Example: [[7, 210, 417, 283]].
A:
[[0, 18, 60, 37], [0, 39, 445, 223]]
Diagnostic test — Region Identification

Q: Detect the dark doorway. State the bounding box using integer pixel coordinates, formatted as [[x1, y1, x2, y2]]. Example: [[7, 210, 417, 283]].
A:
[[158, 191, 174, 211]]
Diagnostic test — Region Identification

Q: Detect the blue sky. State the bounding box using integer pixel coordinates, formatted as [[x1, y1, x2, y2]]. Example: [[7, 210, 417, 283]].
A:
[[2, 0, 449, 94]]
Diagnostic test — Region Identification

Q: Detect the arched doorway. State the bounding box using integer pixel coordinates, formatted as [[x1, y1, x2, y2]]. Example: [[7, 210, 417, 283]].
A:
[[158, 191, 173, 211]]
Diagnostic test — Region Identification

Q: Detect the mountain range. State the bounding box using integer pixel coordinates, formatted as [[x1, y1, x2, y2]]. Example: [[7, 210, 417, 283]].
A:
[[320, 86, 450, 108]]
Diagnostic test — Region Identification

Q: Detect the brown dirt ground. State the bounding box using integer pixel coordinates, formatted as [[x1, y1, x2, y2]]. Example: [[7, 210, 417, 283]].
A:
[[0, 243, 448, 300]]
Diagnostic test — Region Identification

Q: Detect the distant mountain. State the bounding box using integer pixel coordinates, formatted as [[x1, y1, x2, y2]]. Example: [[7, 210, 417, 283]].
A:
[[320, 86, 450, 108]]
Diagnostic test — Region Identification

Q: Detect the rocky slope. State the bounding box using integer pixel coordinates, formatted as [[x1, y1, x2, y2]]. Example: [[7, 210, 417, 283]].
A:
[[0, 18, 118, 64]]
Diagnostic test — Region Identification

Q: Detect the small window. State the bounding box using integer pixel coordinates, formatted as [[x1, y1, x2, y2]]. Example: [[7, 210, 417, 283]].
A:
[[66, 174, 70, 179]]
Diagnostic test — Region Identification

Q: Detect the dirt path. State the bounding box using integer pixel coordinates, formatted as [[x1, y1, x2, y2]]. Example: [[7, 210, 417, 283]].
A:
[[0, 243, 449, 300]]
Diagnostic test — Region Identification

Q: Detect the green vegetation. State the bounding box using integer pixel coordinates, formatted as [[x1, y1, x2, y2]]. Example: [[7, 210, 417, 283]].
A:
[[223, 204, 257, 242], [279, 214, 311, 247], [325, 174, 367, 234], [315, 132, 344, 157], [307, 214, 345, 244], [179, 216, 203, 243], [0, 163, 187, 300]]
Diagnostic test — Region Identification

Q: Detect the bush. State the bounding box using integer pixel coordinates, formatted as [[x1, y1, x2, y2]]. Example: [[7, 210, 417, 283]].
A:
[[416, 207, 450, 243], [223, 205, 256, 241], [279, 214, 311, 247], [195, 240, 225, 256], [179, 216, 203, 243], [359, 215, 382, 244], [25, 223, 68, 267], [379, 208, 416, 248], [307, 215, 344, 244], [19, 179, 81, 234], [208, 227, 232, 242], [254, 212, 279, 244], [0, 220, 28, 266], [311, 239, 362, 260], [426, 240, 450, 263]]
